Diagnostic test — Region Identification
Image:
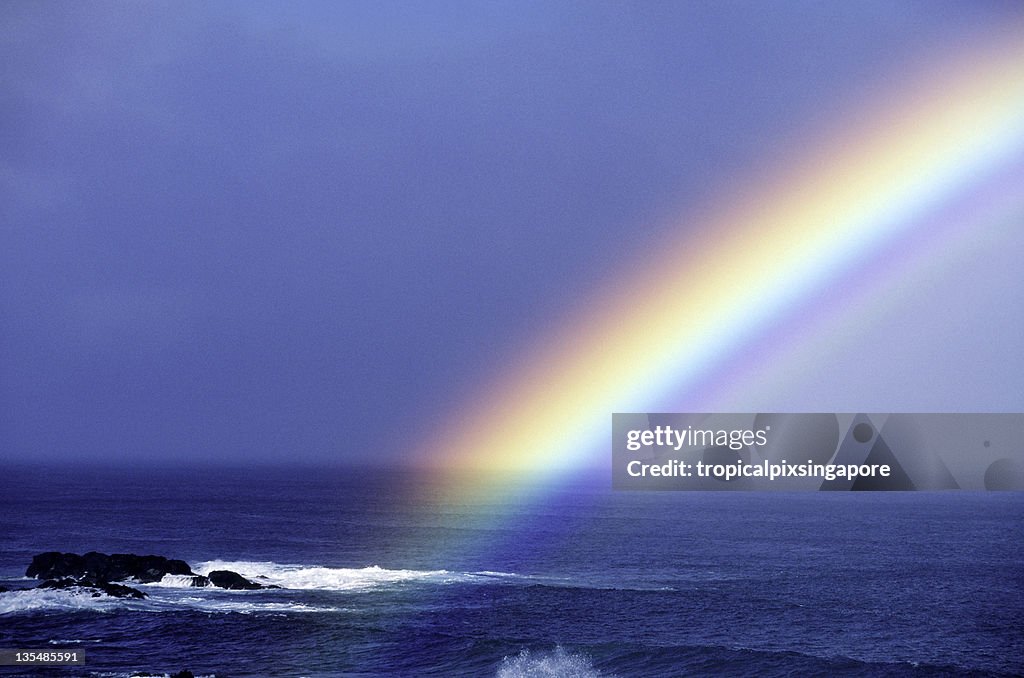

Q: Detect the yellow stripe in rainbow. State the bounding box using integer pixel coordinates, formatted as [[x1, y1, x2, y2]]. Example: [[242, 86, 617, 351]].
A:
[[417, 26, 1024, 495]]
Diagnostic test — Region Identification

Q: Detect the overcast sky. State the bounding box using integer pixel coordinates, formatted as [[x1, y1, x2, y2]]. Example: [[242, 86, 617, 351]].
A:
[[2, 2, 1022, 465]]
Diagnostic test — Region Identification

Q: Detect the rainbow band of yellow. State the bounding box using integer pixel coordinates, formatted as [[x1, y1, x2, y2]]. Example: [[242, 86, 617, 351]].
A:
[[417, 26, 1024, 496]]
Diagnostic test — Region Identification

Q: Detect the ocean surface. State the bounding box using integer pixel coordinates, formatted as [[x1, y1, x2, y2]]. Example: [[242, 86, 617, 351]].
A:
[[0, 466, 1021, 677]]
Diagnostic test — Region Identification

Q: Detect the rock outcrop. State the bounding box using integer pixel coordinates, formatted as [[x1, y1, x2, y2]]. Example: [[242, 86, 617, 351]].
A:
[[207, 569, 263, 590], [37, 577, 147, 599], [27, 552, 193, 584], [7, 551, 270, 596]]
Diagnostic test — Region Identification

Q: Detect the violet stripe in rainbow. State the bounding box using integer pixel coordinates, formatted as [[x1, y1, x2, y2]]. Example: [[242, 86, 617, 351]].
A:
[[415, 25, 1024, 497]]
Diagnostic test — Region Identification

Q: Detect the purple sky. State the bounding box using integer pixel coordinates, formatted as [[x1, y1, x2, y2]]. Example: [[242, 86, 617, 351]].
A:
[[2, 2, 1022, 465]]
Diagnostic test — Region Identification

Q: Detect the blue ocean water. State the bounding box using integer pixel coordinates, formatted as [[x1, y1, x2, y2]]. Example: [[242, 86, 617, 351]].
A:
[[0, 466, 1021, 677]]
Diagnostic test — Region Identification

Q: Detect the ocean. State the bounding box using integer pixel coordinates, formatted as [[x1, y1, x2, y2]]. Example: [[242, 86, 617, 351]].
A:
[[0, 466, 1021, 677]]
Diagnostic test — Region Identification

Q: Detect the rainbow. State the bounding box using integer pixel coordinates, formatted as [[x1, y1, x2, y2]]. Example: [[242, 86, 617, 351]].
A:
[[415, 25, 1024, 502]]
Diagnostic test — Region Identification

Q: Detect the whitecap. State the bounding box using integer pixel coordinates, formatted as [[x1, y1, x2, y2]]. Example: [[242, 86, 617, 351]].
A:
[[191, 560, 456, 591], [48, 638, 102, 644], [497, 647, 606, 678], [0, 587, 143, 615], [154, 595, 343, 614], [142, 574, 200, 588]]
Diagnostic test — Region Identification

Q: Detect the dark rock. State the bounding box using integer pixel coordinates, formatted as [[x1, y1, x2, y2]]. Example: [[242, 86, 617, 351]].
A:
[[27, 552, 194, 584], [171, 672, 196, 678], [26, 552, 82, 579], [22, 551, 273, 598], [208, 570, 263, 590], [38, 577, 146, 599], [98, 581, 148, 599]]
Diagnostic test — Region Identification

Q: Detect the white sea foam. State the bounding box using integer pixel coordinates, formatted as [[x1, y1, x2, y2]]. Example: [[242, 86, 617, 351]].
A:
[[0, 587, 142, 615], [190, 560, 460, 591], [154, 595, 342, 614], [0, 581, 343, 616], [143, 574, 199, 588], [48, 638, 102, 645], [4, 592, 343, 616], [147, 563, 644, 592], [2, 560, 552, 617], [497, 647, 605, 678]]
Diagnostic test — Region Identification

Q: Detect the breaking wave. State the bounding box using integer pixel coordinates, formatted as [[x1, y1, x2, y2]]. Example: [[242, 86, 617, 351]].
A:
[[2, 559, 678, 617], [169, 561, 544, 591], [0, 587, 144, 615], [497, 647, 605, 678], [0, 585, 346, 616], [142, 574, 199, 588], [190, 560, 459, 590]]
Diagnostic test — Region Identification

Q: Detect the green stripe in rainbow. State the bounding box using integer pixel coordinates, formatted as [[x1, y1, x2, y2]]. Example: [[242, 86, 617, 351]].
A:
[[416, 25, 1024, 501]]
